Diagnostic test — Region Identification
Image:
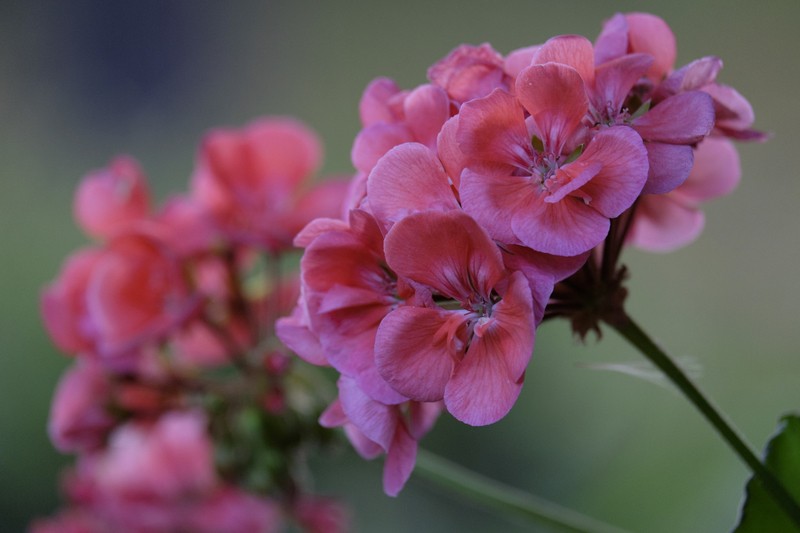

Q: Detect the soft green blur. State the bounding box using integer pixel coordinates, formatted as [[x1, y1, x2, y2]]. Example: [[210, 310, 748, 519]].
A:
[[2, 1, 798, 531]]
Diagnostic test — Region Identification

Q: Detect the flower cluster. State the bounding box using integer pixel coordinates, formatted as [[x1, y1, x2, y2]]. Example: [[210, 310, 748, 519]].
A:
[[37, 119, 351, 532], [278, 12, 761, 496]]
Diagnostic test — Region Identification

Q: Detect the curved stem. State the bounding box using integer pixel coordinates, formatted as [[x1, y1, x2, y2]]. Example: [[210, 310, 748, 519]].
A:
[[415, 449, 631, 533], [607, 313, 800, 527]]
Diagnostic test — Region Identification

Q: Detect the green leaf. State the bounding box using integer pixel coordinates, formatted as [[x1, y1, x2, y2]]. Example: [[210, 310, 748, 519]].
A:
[[734, 414, 800, 532]]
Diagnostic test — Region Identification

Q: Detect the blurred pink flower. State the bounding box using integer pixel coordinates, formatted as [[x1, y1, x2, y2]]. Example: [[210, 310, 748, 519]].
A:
[[191, 117, 350, 252], [73, 156, 151, 240]]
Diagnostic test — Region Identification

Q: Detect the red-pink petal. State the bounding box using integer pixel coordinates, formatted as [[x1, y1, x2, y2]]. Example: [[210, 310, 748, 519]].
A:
[[408, 401, 442, 440], [375, 307, 459, 402], [628, 195, 704, 252], [338, 377, 397, 451], [594, 13, 628, 65], [504, 45, 539, 79], [404, 84, 451, 146], [384, 210, 505, 300], [592, 53, 653, 111], [676, 137, 740, 203], [460, 170, 529, 245], [351, 123, 413, 174], [625, 12, 676, 82], [367, 143, 459, 229], [436, 116, 466, 190], [457, 89, 532, 169], [516, 64, 589, 152], [512, 195, 611, 256], [359, 77, 403, 126], [533, 35, 596, 85]]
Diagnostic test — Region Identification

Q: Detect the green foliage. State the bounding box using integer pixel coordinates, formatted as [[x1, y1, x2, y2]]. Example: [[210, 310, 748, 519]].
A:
[[735, 415, 800, 532]]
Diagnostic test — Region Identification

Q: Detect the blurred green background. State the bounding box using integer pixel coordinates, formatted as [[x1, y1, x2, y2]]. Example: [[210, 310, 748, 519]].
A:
[[2, 1, 799, 531]]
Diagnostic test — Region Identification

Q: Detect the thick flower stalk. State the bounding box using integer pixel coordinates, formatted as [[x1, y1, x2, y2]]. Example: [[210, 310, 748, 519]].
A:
[[37, 118, 352, 533]]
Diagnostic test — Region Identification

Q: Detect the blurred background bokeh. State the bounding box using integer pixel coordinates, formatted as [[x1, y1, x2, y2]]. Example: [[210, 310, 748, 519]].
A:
[[2, 1, 798, 531]]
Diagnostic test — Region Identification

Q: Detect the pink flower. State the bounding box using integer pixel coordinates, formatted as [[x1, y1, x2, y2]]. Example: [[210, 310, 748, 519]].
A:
[[186, 487, 281, 533], [85, 230, 198, 357], [352, 80, 451, 175], [73, 156, 151, 240], [458, 68, 649, 255], [628, 137, 741, 251], [41, 248, 104, 355], [292, 495, 351, 533], [320, 376, 440, 496], [191, 117, 349, 252], [277, 210, 408, 404], [375, 210, 535, 426], [594, 12, 677, 83], [48, 359, 115, 453], [427, 43, 510, 105]]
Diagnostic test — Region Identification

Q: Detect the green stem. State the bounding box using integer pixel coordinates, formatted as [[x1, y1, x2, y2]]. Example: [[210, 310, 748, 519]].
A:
[[607, 313, 800, 528], [415, 449, 631, 533]]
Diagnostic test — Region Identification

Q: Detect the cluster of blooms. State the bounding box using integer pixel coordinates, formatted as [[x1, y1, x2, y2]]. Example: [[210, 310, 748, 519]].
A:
[[277, 11, 762, 496], [37, 119, 352, 532]]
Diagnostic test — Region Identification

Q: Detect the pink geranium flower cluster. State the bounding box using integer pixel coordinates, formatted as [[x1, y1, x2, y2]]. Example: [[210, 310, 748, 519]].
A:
[[38, 119, 351, 532], [278, 12, 760, 496]]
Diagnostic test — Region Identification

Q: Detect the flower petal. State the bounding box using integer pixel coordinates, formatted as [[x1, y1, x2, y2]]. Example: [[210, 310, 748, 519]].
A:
[[634, 91, 714, 144], [375, 307, 459, 402], [383, 423, 417, 497], [641, 142, 694, 195], [533, 35, 596, 85], [516, 63, 589, 152]]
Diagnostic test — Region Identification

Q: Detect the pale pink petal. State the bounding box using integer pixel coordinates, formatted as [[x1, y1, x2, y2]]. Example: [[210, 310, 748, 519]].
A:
[[289, 178, 352, 238], [628, 195, 704, 252], [351, 123, 413, 174], [625, 12, 677, 81], [367, 143, 459, 229], [408, 401, 442, 440], [436, 116, 466, 189], [383, 423, 417, 497], [574, 126, 649, 217], [275, 306, 327, 366], [427, 43, 506, 103], [384, 210, 505, 300], [41, 248, 103, 354], [293, 217, 350, 248], [359, 77, 403, 126], [504, 45, 539, 79], [533, 35, 596, 85], [594, 13, 628, 65], [457, 89, 532, 169], [487, 271, 535, 380], [544, 160, 602, 204], [512, 195, 611, 256], [704, 83, 760, 133], [460, 170, 529, 245], [516, 64, 589, 152], [641, 142, 694, 194], [676, 137, 741, 202], [241, 118, 323, 185], [444, 291, 530, 428], [338, 377, 397, 451], [403, 84, 451, 147], [344, 424, 384, 460], [319, 399, 348, 427], [375, 307, 459, 402], [633, 91, 714, 144], [657, 56, 723, 98]]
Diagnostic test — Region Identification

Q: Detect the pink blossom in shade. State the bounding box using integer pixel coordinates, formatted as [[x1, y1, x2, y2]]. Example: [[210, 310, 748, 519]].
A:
[[48, 359, 115, 453], [627, 137, 741, 252], [503, 45, 541, 79], [352, 83, 451, 175], [375, 210, 536, 426], [279, 210, 408, 404], [41, 247, 103, 355], [191, 117, 347, 252], [427, 43, 509, 105], [85, 230, 198, 357], [458, 72, 649, 256], [594, 12, 677, 83], [320, 376, 441, 496], [73, 156, 151, 240]]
